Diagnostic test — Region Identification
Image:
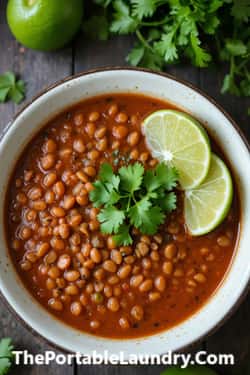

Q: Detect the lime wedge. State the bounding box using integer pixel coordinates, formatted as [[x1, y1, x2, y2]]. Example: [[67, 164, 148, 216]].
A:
[[142, 110, 211, 189], [184, 154, 233, 236]]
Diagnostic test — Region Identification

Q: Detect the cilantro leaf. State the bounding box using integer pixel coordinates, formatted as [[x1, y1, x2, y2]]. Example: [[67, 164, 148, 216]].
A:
[[98, 206, 125, 233], [144, 163, 179, 191], [154, 192, 177, 213], [139, 206, 165, 235], [87, 0, 250, 106], [126, 44, 145, 66], [231, 0, 250, 21], [110, 0, 138, 34], [0, 72, 25, 104], [90, 163, 121, 207], [90, 162, 179, 245], [154, 30, 178, 63], [221, 74, 241, 96], [187, 33, 212, 67], [0, 357, 12, 375], [0, 88, 9, 103], [0, 72, 15, 87], [143, 170, 158, 191], [202, 13, 220, 35], [240, 78, 250, 96], [119, 162, 144, 193], [99, 163, 120, 189], [0, 339, 13, 360], [159, 165, 179, 190], [9, 84, 25, 104], [131, 0, 158, 20], [225, 39, 247, 56], [90, 181, 121, 207], [128, 196, 151, 227], [107, 187, 121, 205], [126, 40, 164, 70], [113, 224, 133, 246], [0, 338, 14, 375], [139, 47, 164, 71], [90, 181, 111, 207]]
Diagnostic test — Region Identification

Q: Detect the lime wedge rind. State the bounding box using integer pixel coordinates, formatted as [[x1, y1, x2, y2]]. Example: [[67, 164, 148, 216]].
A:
[[142, 110, 211, 189], [184, 154, 233, 236]]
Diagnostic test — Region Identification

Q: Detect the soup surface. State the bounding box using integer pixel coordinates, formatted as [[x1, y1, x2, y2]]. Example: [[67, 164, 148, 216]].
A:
[[5, 94, 239, 338]]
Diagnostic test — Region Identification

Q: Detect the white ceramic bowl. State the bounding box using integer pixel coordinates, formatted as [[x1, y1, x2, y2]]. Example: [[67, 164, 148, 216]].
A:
[[0, 68, 249, 356]]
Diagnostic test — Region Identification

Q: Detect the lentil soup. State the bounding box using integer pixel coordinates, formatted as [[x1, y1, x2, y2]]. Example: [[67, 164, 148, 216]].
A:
[[5, 94, 239, 338]]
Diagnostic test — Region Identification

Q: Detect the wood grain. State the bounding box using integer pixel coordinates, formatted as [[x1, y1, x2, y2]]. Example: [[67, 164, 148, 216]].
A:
[[205, 298, 250, 375], [74, 35, 134, 73]]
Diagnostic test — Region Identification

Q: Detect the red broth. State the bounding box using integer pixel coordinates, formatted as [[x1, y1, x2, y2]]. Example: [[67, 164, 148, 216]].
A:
[[5, 94, 239, 338]]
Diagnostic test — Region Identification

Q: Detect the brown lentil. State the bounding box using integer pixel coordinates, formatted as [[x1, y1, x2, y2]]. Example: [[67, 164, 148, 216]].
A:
[[57, 254, 71, 270], [90, 248, 102, 263], [194, 273, 207, 283], [139, 279, 153, 293], [107, 297, 120, 312], [217, 236, 231, 247], [65, 270, 80, 282], [130, 275, 143, 288], [164, 244, 177, 259], [48, 298, 63, 311], [118, 264, 131, 279], [103, 260, 117, 273], [131, 305, 144, 321]]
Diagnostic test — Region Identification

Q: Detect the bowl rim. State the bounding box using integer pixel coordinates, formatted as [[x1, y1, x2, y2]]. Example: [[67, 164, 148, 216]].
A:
[[0, 66, 249, 356]]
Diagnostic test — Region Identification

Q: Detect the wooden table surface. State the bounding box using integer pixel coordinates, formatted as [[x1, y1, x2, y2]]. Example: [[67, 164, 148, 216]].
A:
[[0, 2, 249, 374]]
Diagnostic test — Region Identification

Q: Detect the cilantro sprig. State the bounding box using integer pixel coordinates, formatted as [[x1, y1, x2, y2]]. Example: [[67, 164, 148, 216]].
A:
[[0, 338, 14, 375], [0, 72, 25, 104], [83, 0, 250, 101], [90, 162, 179, 246]]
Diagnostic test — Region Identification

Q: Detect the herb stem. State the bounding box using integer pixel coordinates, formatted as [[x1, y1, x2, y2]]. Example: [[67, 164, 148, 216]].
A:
[[141, 16, 168, 27], [230, 55, 235, 79], [136, 29, 153, 51], [236, 55, 250, 72]]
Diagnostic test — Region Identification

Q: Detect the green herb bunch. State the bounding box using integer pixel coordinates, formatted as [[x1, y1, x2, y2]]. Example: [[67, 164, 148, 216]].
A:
[[0, 71, 25, 104], [89, 162, 179, 246], [83, 0, 250, 97], [0, 338, 14, 375]]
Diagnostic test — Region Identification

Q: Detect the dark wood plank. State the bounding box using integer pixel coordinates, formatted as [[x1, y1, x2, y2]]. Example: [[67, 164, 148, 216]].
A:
[[74, 35, 134, 73], [0, 3, 74, 374], [204, 298, 250, 375], [168, 65, 201, 87]]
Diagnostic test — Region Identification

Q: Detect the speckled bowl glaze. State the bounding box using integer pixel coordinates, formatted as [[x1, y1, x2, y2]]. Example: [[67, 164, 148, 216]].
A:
[[0, 68, 249, 356]]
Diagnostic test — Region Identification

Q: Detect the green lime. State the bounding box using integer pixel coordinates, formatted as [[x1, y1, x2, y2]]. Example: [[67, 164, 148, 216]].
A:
[[7, 0, 83, 51], [184, 153, 233, 236], [162, 365, 218, 375], [142, 110, 211, 189]]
